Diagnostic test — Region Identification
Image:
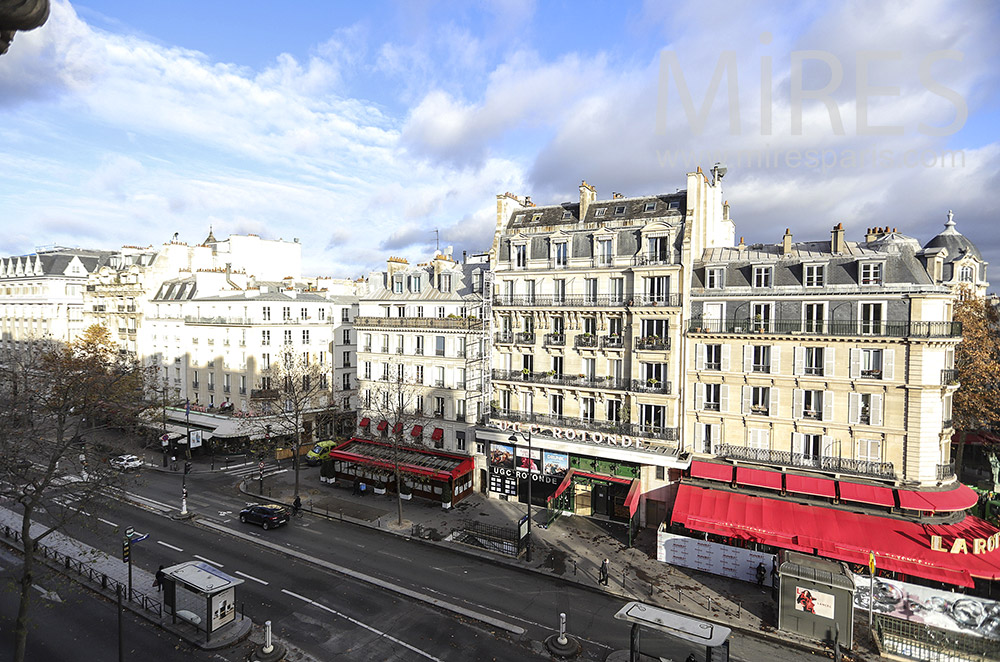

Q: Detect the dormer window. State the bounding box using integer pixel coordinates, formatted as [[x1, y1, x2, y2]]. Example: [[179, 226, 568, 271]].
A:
[[860, 262, 883, 286], [393, 278, 403, 294], [804, 264, 825, 287], [614, 205, 626, 215], [594, 208, 607, 217], [531, 213, 542, 222], [562, 210, 572, 220], [440, 274, 452, 292], [644, 202, 656, 212], [514, 213, 525, 223], [668, 201, 680, 210], [753, 266, 772, 288], [552, 240, 568, 268], [960, 265, 975, 282], [408, 275, 422, 293], [706, 268, 725, 289], [513, 243, 527, 268]]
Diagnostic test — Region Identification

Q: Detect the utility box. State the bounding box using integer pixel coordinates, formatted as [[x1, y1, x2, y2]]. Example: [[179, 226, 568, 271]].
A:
[[776, 551, 855, 648]]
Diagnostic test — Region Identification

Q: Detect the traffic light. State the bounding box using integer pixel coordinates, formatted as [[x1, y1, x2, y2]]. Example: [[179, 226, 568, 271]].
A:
[[122, 539, 130, 563], [184, 461, 192, 475]]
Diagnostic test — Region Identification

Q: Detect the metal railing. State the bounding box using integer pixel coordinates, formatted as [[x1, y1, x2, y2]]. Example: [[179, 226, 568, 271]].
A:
[[544, 333, 565, 346], [493, 295, 628, 308], [353, 316, 485, 330], [515, 332, 535, 344], [941, 368, 959, 385], [718, 444, 895, 479], [490, 408, 679, 441], [495, 332, 514, 344], [632, 253, 681, 266], [629, 379, 672, 394], [602, 335, 624, 349], [635, 336, 671, 350], [688, 317, 962, 338], [574, 335, 598, 348], [874, 612, 1000, 662], [492, 369, 630, 391], [936, 461, 955, 480], [631, 293, 683, 307]]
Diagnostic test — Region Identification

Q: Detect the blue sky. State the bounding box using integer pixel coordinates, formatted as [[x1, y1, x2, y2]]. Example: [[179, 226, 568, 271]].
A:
[[1, 1, 998, 279]]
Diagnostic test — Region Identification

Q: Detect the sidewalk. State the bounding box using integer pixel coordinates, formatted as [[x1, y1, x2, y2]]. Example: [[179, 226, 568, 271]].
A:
[[230, 462, 876, 660]]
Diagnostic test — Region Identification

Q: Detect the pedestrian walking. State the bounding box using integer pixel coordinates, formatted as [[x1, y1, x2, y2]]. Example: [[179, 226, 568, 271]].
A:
[[359, 481, 366, 497], [756, 562, 766, 587], [352, 479, 360, 495], [599, 558, 610, 586], [154, 565, 165, 592], [292, 495, 301, 516], [170, 455, 177, 471]]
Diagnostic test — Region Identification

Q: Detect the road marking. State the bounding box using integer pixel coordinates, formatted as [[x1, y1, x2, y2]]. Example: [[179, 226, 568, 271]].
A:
[[282, 589, 443, 661], [98, 518, 117, 527], [235, 570, 268, 585], [157, 541, 183, 552], [194, 554, 223, 567], [301, 527, 322, 535]]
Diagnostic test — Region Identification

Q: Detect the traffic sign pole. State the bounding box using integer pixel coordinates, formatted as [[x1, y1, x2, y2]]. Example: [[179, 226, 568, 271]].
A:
[[868, 552, 876, 634], [259, 461, 265, 495]]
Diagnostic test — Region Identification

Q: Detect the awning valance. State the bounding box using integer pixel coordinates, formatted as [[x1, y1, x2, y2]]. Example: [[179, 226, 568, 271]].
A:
[[897, 483, 978, 512], [624, 479, 641, 518], [411, 425, 423, 437], [359, 417, 371, 428], [838, 481, 895, 507], [785, 473, 837, 498], [736, 467, 782, 491], [376, 420, 388, 431], [690, 461, 733, 482], [671, 484, 1000, 588], [431, 428, 443, 441]]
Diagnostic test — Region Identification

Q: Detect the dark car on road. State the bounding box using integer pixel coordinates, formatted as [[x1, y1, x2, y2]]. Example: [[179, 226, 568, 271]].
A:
[[239, 504, 289, 530]]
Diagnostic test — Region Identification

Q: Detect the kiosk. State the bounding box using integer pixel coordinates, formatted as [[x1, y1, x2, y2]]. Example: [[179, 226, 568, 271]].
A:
[[161, 560, 245, 643]]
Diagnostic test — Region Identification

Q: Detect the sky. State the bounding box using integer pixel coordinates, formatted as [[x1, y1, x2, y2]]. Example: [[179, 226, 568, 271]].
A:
[[1, 0, 998, 280]]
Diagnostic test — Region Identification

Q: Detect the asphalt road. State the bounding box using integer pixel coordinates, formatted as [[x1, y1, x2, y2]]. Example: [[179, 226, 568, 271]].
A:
[[24, 464, 817, 662]]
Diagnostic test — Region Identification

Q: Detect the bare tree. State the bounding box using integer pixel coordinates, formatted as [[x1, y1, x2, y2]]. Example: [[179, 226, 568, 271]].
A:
[[362, 357, 430, 526], [248, 343, 333, 500], [0, 326, 150, 662]]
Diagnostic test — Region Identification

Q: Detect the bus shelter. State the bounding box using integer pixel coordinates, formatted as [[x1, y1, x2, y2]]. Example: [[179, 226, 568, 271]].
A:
[[614, 601, 731, 661], [161, 560, 246, 644]]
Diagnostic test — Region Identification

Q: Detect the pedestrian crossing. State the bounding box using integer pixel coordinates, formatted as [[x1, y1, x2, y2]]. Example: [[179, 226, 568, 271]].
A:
[[221, 461, 287, 479]]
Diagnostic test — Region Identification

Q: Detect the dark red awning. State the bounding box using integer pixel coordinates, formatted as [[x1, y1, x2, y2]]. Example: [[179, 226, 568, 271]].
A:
[[411, 425, 423, 437], [376, 420, 388, 431], [690, 461, 733, 482], [736, 467, 782, 490], [785, 473, 836, 498], [359, 417, 370, 428], [392, 422, 403, 434], [624, 479, 641, 518], [548, 469, 575, 504], [897, 483, 978, 512], [671, 484, 1000, 588], [574, 470, 632, 485], [838, 481, 895, 507], [431, 428, 443, 440]]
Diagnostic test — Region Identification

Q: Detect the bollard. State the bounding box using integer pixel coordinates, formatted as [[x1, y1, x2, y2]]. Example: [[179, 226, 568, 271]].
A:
[[262, 619, 274, 654], [708, 597, 713, 611], [650, 580, 654, 596], [622, 568, 626, 587], [557, 612, 568, 646], [738, 601, 742, 618], [573, 560, 577, 576]]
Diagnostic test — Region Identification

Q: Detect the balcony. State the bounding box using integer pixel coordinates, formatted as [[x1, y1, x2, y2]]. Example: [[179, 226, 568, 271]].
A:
[[192, 381, 200, 389], [574, 334, 598, 349], [223, 386, 231, 393], [630, 379, 672, 394], [632, 253, 679, 267], [250, 389, 278, 400], [632, 293, 683, 307], [936, 461, 955, 480], [493, 295, 627, 308], [353, 316, 485, 330], [381, 346, 389, 353], [688, 317, 962, 338], [635, 336, 671, 351], [718, 443, 896, 480], [490, 408, 679, 442], [941, 369, 959, 385], [363, 345, 372, 352], [601, 335, 624, 349], [544, 333, 565, 347], [860, 369, 883, 379], [434, 380, 445, 387], [515, 332, 536, 344], [415, 347, 424, 355], [492, 369, 631, 392]]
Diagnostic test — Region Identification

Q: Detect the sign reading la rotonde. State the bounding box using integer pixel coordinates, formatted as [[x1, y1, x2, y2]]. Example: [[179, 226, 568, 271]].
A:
[[492, 419, 648, 450], [930, 532, 1000, 555]]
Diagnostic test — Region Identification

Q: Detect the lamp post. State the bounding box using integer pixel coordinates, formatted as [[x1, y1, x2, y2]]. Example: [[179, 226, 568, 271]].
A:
[[509, 431, 533, 563]]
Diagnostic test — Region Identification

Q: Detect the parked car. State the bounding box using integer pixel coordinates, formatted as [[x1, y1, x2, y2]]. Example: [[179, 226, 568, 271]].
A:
[[239, 504, 289, 530], [110, 454, 143, 471]]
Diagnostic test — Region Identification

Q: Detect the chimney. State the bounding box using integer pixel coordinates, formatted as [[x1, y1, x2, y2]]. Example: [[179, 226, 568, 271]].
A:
[[782, 228, 794, 256], [524, 195, 532, 207], [737, 236, 746, 252], [579, 180, 597, 220], [865, 227, 877, 242], [462, 250, 467, 264], [831, 223, 846, 254]]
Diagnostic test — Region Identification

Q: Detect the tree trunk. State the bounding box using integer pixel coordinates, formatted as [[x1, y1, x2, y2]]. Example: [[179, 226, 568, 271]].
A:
[[954, 429, 967, 482], [293, 413, 301, 500], [14, 504, 35, 662], [395, 440, 403, 526]]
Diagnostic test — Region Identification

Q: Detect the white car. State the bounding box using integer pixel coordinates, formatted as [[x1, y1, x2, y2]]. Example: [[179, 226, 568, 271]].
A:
[[110, 454, 143, 471]]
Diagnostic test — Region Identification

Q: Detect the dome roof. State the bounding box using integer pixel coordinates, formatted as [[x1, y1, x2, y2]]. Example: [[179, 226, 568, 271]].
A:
[[923, 211, 982, 262]]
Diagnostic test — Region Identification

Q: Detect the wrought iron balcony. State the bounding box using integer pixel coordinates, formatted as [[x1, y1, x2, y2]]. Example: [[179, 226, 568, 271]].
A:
[[941, 369, 959, 385], [490, 408, 678, 442], [631, 293, 683, 307], [629, 379, 672, 394], [515, 332, 535, 344], [631, 253, 680, 266], [635, 336, 671, 351], [353, 315, 485, 330], [601, 335, 624, 349], [495, 332, 514, 344], [718, 444, 896, 480], [689, 317, 962, 338], [574, 334, 598, 348], [493, 295, 628, 308], [491, 369, 628, 391], [544, 333, 565, 346], [936, 461, 955, 480]]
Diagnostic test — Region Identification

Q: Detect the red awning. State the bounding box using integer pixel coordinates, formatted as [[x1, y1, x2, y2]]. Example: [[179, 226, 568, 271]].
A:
[[736, 467, 783, 490], [838, 481, 895, 507], [624, 479, 641, 518], [376, 420, 388, 431], [690, 461, 733, 482], [392, 422, 403, 434], [785, 473, 837, 498], [411, 425, 423, 437], [670, 484, 1000, 588], [574, 470, 632, 485], [548, 470, 575, 504], [897, 483, 978, 513], [359, 417, 370, 428], [431, 428, 443, 440]]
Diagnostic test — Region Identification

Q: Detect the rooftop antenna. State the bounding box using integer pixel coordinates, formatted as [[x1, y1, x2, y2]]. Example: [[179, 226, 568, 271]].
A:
[[432, 228, 439, 252]]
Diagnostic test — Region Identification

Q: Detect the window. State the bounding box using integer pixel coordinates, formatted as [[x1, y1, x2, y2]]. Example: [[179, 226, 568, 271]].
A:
[[283, 306, 291, 321], [700, 423, 719, 453], [799, 389, 824, 420], [550, 394, 564, 417], [584, 278, 597, 304], [364, 361, 371, 379], [861, 349, 882, 379], [562, 210, 572, 220], [434, 397, 445, 417], [342, 329, 351, 344], [607, 398, 622, 423], [302, 330, 310, 345], [414, 365, 424, 384], [531, 213, 542, 222], [856, 438, 882, 463], [553, 241, 568, 267], [408, 275, 422, 293], [416, 394, 425, 414], [610, 278, 624, 303], [655, 466, 665, 480], [594, 208, 607, 217], [342, 351, 350, 367], [342, 373, 350, 390], [261, 330, 270, 346], [614, 205, 626, 215], [415, 336, 424, 355], [860, 302, 883, 335], [747, 428, 769, 450], [434, 366, 445, 387], [849, 392, 882, 426], [551, 355, 563, 378], [751, 345, 771, 373], [746, 386, 771, 416], [436, 306, 445, 319], [804, 264, 825, 287], [456, 430, 466, 451], [525, 280, 535, 304], [435, 336, 445, 356], [647, 235, 671, 263], [553, 279, 566, 304], [262, 306, 271, 321], [751, 303, 772, 331], [341, 308, 349, 322], [753, 266, 772, 288], [803, 347, 825, 376], [261, 353, 270, 370], [644, 201, 657, 212], [391, 277, 403, 294], [240, 375, 246, 395], [514, 244, 527, 268], [597, 239, 613, 266], [703, 344, 723, 370], [416, 306, 424, 318], [440, 274, 452, 292], [706, 268, 724, 289], [581, 397, 596, 421], [283, 329, 292, 345], [861, 263, 882, 285], [703, 383, 721, 411]]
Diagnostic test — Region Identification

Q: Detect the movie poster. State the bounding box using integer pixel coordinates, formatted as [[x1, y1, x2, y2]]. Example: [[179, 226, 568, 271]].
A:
[[515, 445, 541, 473], [795, 586, 835, 619], [543, 451, 569, 477], [489, 443, 514, 469]]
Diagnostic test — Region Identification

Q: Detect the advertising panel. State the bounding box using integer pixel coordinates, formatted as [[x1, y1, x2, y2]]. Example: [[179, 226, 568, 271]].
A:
[[516, 445, 541, 473], [543, 451, 569, 477], [210, 587, 236, 631], [489, 443, 514, 469], [657, 531, 775, 586], [795, 586, 836, 619]]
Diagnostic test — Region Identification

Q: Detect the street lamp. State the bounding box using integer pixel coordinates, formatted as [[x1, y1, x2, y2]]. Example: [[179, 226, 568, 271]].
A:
[[509, 431, 533, 563]]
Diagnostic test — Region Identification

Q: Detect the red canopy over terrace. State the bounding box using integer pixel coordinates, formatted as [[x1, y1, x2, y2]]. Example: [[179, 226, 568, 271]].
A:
[[671, 484, 1000, 587]]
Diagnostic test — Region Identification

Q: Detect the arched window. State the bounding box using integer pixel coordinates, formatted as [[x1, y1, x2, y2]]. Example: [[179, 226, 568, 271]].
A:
[[960, 265, 974, 282]]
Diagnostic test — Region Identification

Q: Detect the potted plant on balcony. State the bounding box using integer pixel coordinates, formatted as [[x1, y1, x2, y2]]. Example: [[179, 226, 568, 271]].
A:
[[647, 377, 659, 389], [521, 367, 531, 380]]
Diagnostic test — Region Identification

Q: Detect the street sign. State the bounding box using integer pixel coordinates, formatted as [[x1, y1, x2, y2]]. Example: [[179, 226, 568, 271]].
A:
[[259, 461, 265, 470], [131, 533, 149, 544], [125, 526, 134, 538], [160, 433, 169, 446], [869, 552, 876, 575]]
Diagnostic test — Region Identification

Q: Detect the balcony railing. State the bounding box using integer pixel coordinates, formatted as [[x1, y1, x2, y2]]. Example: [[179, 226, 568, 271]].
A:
[[192, 381, 199, 389], [632, 253, 680, 266], [688, 317, 962, 338], [718, 443, 896, 479], [544, 333, 565, 346], [494, 295, 627, 308], [602, 335, 624, 349], [250, 388, 278, 400], [490, 408, 679, 442], [629, 379, 672, 394], [515, 332, 536, 344], [415, 347, 424, 355], [631, 293, 683, 307], [941, 369, 959, 385], [495, 332, 514, 344], [860, 369, 883, 379], [936, 461, 955, 480], [352, 316, 485, 330], [491, 369, 634, 392], [635, 336, 671, 351], [574, 334, 598, 348]]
